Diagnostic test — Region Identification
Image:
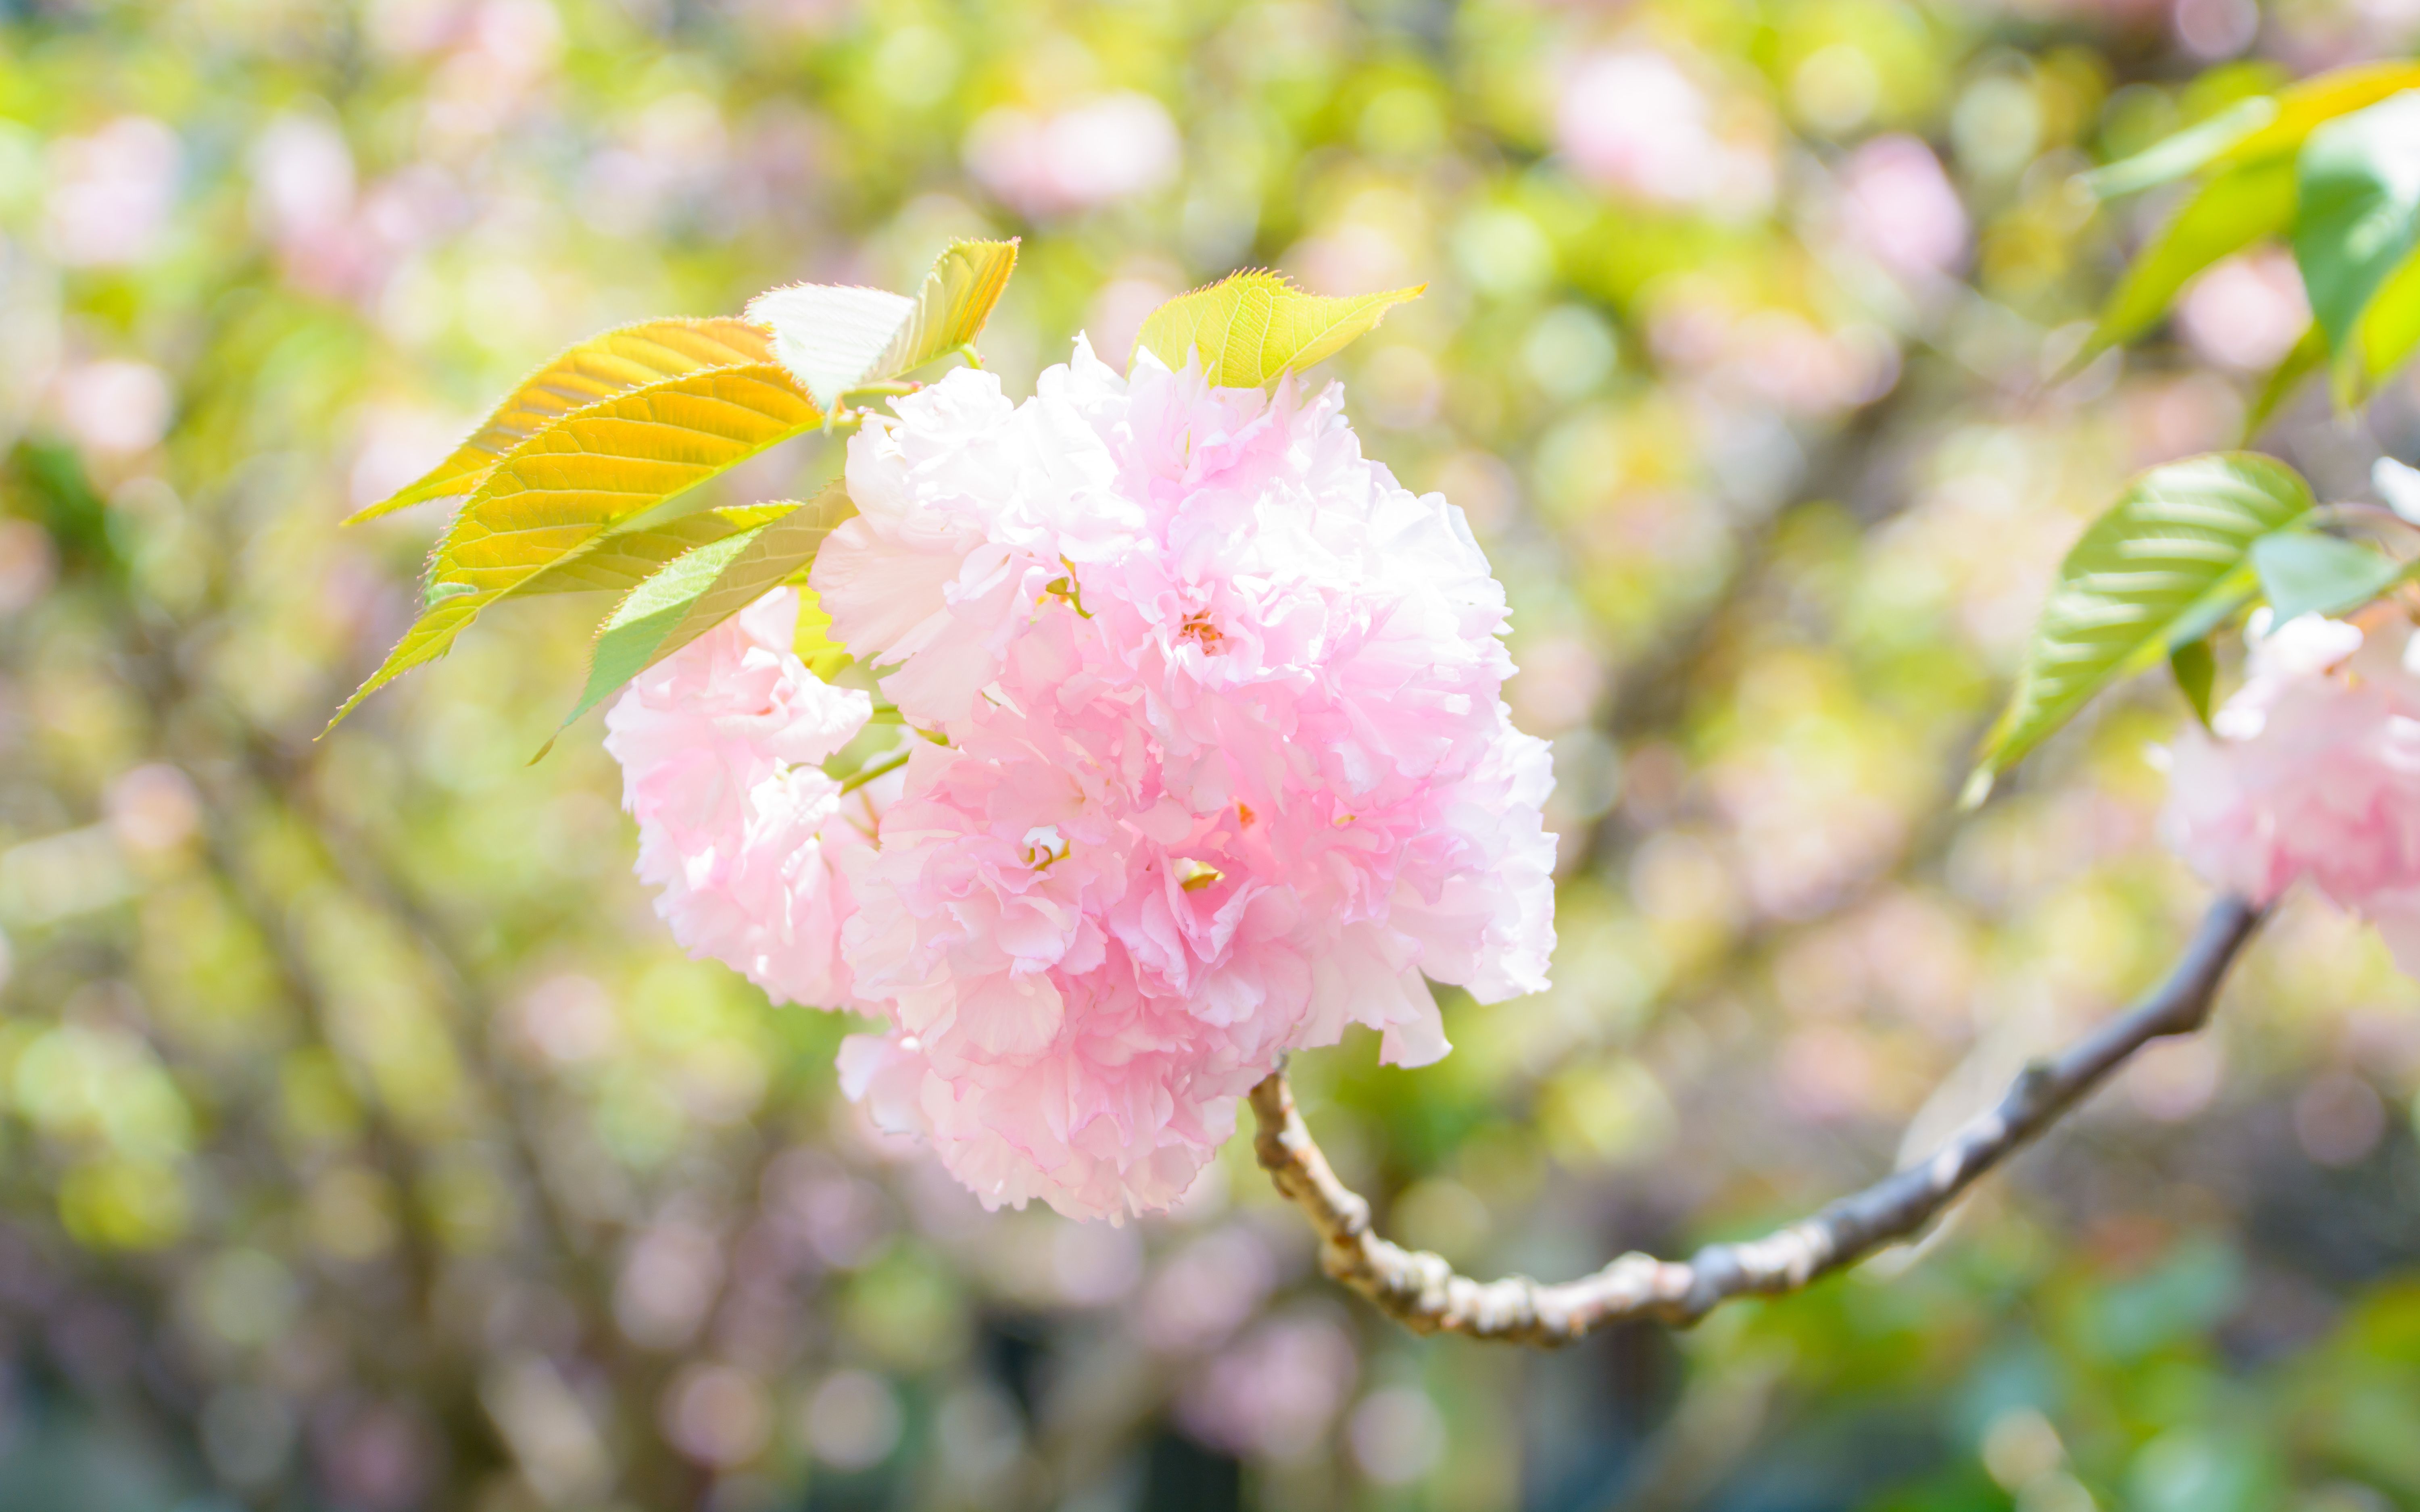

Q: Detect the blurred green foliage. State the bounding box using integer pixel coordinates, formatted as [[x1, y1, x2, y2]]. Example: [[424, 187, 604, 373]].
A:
[[1, 1, 2419, 1510]]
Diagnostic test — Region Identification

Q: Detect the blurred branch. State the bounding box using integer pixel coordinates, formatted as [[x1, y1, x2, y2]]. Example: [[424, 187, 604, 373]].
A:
[[1250, 895, 2263, 1343]]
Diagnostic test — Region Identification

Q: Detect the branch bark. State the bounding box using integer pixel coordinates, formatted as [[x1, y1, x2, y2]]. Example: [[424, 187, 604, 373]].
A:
[[1250, 895, 2264, 1344]]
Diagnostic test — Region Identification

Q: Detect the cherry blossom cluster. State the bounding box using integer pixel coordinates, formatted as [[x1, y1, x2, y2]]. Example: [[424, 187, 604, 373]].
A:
[[2162, 608, 2420, 973], [607, 340, 1558, 1220]]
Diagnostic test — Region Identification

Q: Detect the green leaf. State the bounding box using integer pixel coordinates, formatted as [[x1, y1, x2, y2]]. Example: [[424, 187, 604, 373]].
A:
[[346, 319, 774, 523], [2241, 321, 2327, 439], [2091, 158, 2297, 352], [2170, 638, 2217, 728], [330, 364, 822, 729], [2347, 243, 2420, 395], [2218, 61, 2420, 169], [2087, 62, 2420, 208], [1133, 271, 1423, 388], [747, 238, 1018, 410], [873, 238, 1021, 382], [2295, 91, 2420, 362], [2086, 96, 2277, 199], [515, 503, 796, 596], [1966, 452, 2315, 805], [559, 479, 857, 731], [2250, 530, 2406, 622]]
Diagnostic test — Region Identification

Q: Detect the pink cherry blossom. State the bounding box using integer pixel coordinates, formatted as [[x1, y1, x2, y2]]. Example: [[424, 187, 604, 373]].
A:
[[604, 587, 883, 1009], [2161, 610, 2420, 973], [812, 341, 1557, 1220], [610, 341, 1556, 1222]]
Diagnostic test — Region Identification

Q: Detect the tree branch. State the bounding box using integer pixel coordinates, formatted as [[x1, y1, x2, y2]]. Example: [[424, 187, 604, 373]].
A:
[[1249, 895, 2264, 1343]]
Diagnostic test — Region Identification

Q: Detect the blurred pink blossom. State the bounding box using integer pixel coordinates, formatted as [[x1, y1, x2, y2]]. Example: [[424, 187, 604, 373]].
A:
[[1285, 223, 1419, 298], [52, 360, 172, 456], [1177, 1310, 1358, 1460], [1348, 1386, 1446, 1485], [509, 975, 619, 1066], [2128, 1035, 2226, 1121], [0, 521, 56, 616], [1082, 270, 1181, 367], [581, 92, 732, 237], [762, 1150, 889, 1270], [251, 117, 460, 308], [422, 0, 564, 146], [251, 115, 375, 302], [614, 1217, 724, 1349], [2293, 1070, 2386, 1166], [2161, 610, 2420, 974], [105, 765, 200, 856], [964, 93, 1181, 219], [1776, 1023, 1882, 1122], [661, 1364, 771, 1467], [1646, 283, 1897, 416], [2174, 0, 2259, 58], [1555, 50, 1773, 216], [1837, 134, 1968, 280], [43, 117, 180, 267], [252, 115, 356, 246], [1723, 311, 1898, 415], [1708, 742, 1908, 920], [366, 0, 478, 56], [314, 1402, 436, 1512], [2176, 249, 2310, 373], [1508, 634, 1605, 735], [348, 405, 460, 514], [2125, 372, 2244, 467], [800, 1369, 901, 1469], [1133, 1226, 1277, 1352]]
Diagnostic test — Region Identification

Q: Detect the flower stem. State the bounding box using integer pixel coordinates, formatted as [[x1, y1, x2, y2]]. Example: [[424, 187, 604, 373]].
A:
[[839, 746, 912, 793]]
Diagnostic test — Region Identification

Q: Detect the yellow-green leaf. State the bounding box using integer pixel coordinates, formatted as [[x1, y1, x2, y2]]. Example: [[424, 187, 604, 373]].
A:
[[346, 319, 773, 523], [2351, 245, 2420, 394], [1966, 452, 2314, 805], [2082, 63, 2420, 206], [330, 364, 821, 729], [559, 479, 857, 730], [2217, 61, 2420, 168], [2091, 157, 2297, 352], [2242, 320, 2327, 439], [1133, 271, 1423, 388], [792, 587, 851, 679], [874, 238, 1020, 381], [2170, 638, 2216, 728], [515, 503, 797, 596], [2085, 96, 2276, 200], [746, 238, 1019, 410]]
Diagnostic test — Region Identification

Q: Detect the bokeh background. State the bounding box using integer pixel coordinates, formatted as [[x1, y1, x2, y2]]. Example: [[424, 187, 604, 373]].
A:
[[4, 0, 2420, 1508]]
